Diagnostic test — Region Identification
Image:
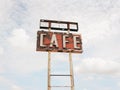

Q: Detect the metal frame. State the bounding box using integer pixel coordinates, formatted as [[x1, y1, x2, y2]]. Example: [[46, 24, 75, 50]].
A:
[[48, 51, 74, 90], [36, 31, 83, 53], [47, 20, 75, 90], [40, 19, 78, 32]]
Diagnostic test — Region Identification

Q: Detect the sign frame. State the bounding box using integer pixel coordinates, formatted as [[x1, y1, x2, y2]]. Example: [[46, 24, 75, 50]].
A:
[[40, 19, 79, 32], [36, 31, 83, 53]]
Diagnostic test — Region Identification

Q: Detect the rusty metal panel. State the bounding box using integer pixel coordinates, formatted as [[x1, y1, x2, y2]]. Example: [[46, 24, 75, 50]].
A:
[[36, 31, 82, 53], [40, 19, 78, 32]]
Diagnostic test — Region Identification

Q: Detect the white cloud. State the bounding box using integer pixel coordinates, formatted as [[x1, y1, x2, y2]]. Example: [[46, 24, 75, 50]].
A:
[[0, 76, 24, 90], [8, 29, 29, 47], [0, 46, 4, 54], [5, 28, 48, 74], [0, 47, 5, 74], [83, 76, 95, 81], [0, 0, 12, 23], [0, 65, 5, 73], [83, 88, 88, 90], [7, 55, 47, 74], [81, 75, 104, 81], [102, 87, 112, 90], [5, 28, 48, 75], [0, 76, 9, 84], [11, 85, 23, 90], [81, 14, 120, 46], [117, 82, 120, 87], [0, 0, 15, 30], [75, 58, 120, 76], [7, 29, 34, 52]]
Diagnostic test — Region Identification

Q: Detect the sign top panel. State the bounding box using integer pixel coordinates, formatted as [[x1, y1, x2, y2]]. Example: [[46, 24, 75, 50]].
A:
[[36, 31, 83, 53], [40, 19, 78, 32]]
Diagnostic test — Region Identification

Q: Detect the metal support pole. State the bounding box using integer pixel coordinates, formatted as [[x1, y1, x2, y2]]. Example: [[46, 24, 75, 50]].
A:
[[47, 21, 75, 90], [67, 24, 74, 90], [48, 26, 51, 90], [69, 52, 74, 90], [48, 51, 51, 90], [67, 23, 70, 34]]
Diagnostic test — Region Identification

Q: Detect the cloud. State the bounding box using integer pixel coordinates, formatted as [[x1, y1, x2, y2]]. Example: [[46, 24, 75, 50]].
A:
[[0, 65, 5, 73], [11, 85, 23, 90], [0, 0, 16, 30], [4, 28, 48, 74], [7, 29, 34, 52], [7, 54, 47, 74], [0, 47, 5, 74], [8, 29, 29, 47], [75, 57, 120, 76], [0, 76, 24, 90], [118, 82, 120, 87], [83, 88, 88, 90], [0, 0, 13, 23], [81, 12, 120, 46], [0, 46, 4, 55], [101, 87, 112, 90], [83, 76, 95, 81]]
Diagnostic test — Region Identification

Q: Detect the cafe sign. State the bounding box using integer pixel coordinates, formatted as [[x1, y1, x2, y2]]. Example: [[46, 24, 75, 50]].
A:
[[36, 31, 82, 53]]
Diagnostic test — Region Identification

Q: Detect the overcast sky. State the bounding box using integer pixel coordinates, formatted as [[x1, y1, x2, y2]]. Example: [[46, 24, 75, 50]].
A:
[[0, 0, 120, 90]]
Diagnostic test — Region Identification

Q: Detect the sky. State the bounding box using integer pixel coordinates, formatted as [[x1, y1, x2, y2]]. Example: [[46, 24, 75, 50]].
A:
[[0, 0, 120, 90]]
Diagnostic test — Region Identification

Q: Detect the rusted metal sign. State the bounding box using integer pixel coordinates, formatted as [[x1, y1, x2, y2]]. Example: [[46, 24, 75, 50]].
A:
[[40, 19, 78, 32], [36, 31, 82, 53]]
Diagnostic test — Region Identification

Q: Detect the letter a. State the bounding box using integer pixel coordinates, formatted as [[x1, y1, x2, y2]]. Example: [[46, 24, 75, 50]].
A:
[[50, 34, 58, 47]]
